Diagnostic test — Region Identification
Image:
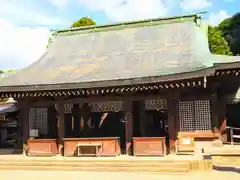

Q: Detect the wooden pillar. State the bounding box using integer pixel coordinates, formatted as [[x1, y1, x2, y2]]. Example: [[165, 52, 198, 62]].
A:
[[139, 101, 146, 137], [218, 96, 227, 142], [211, 94, 219, 133], [124, 100, 133, 155], [19, 100, 30, 156], [56, 102, 65, 155], [218, 96, 227, 126], [167, 98, 177, 154]]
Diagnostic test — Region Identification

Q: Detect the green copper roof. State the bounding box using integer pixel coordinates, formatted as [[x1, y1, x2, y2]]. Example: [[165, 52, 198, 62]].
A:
[[0, 11, 239, 92]]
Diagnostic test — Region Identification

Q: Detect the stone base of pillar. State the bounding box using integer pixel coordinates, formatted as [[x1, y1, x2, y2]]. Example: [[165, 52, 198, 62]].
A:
[[58, 144, 64, 155], [126, 141, 132, 155], [169, 139, 176, 154], [22, 144, 28, 156]]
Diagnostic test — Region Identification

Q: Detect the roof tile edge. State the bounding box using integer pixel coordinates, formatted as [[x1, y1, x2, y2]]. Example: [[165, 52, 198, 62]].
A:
[[52, 11, 207, 35]]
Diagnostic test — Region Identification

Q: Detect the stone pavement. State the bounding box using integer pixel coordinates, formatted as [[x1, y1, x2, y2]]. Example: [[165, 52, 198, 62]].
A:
[[0, 170, 239, 180]]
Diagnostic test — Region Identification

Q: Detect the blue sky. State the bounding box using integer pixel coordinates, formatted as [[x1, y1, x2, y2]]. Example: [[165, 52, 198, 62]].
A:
[[0, 0, 239, 70]]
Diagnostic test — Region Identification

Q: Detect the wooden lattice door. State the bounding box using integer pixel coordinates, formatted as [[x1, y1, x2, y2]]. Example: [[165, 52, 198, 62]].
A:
[[177, 100, 212, 132]]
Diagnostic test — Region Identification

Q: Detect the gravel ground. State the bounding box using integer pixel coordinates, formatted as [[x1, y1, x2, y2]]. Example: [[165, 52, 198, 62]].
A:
[[0, 170, 239, 180]]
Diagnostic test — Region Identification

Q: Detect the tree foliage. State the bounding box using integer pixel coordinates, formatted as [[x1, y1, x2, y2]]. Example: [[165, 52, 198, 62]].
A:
[[71, 17, 96, 28], [46, 36, 55, 48], [7, 69, 16, 73], [0, 69, 16, 74], [218, 13, 240, 55], [47, 17, 96, 48], [0, 98, 8, 102], [208, 26, 232, 55]]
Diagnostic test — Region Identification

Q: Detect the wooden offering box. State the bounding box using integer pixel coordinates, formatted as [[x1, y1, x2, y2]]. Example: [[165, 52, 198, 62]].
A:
[[63, 137, 121, 157], [27, 139, 58, 156], [133, 137, 166, 156]]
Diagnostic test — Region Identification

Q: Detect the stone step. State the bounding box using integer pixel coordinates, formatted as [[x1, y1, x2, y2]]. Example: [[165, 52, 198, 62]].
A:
[[212, 155, 240, 159], [0, 158, 194, 164], [0, 159, 191, 174], [0, 160, 189, 164], [213, 161, 240, 166], [212, 156, 240, 161], [0, 165, 190, 174], [204, 145, 240, 156], [0, 161, 189, 167], [211, 155, 240, 167]]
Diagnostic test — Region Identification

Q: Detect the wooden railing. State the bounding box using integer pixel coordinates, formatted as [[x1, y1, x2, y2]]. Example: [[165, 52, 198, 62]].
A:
[[227, 126, 240, 145]]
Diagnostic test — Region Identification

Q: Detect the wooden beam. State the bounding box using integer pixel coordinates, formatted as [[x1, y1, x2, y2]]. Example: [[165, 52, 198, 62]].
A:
[[29, 90, 179, 106], [17, 87, 212, 109], [0, 77, 204, 99]]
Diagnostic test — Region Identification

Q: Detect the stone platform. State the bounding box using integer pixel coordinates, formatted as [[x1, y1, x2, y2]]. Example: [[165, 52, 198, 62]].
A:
[[0, 154, 212, 174], [204, 145, 240, 156]]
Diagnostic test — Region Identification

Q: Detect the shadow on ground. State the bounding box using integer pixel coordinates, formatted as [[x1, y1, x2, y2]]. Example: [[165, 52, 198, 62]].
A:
[[213, 165, 240, 173]]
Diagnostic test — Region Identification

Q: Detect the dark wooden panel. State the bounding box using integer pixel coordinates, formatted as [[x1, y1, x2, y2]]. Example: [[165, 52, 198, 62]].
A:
[[27, 139, 57, 156], [133, 137, 166, 156], [63, 137, 121, 157]]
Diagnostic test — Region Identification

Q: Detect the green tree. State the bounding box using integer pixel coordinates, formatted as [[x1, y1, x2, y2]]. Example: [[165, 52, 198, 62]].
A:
[[0, 98, 8, 102], [46, 35, 55, 48], [47, 17, 96, 48], [7, 69, 16, 72], [0, 70, 4, 74], [71, 17, 96, 28], [218, 13, 240, 55], [208, 26, 232, 55]]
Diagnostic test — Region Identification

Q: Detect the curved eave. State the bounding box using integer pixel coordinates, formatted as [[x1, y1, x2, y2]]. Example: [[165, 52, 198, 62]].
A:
[[215, 61, 240, 70], [213, 54, 240, 70], [0, 67, 214, 92]]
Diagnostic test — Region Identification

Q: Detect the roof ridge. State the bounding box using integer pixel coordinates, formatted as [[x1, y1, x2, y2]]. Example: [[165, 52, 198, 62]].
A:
[[53, 11, 207, 34]]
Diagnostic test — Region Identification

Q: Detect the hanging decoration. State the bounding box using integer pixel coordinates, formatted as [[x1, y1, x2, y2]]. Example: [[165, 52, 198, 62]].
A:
[[71, 116, 74, 130], [99, 113, 108, 128], [80, 117, 84, 131], [87, 118, 92, 128]]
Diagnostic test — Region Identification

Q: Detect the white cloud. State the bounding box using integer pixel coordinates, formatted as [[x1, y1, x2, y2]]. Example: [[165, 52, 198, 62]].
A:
[[0, 1, 65, 26], [0, 18, 50, 69], [180, 0, 212, 11], [78, 0, 168, 21], [207, 10, 230, 26], [47, 0, 71, 8], [0, 1, 67, 69]]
